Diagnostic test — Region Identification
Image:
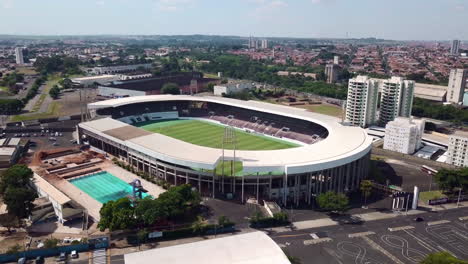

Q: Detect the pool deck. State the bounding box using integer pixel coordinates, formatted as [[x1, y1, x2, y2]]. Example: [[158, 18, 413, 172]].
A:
[[52, 160, 166, 221]]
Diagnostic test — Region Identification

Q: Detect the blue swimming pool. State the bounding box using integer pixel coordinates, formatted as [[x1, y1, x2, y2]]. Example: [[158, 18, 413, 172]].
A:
[[70, 171, 149, 203]]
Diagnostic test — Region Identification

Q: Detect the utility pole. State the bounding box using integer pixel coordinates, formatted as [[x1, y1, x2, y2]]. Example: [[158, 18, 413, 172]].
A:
[[457, 188, 462, 207]]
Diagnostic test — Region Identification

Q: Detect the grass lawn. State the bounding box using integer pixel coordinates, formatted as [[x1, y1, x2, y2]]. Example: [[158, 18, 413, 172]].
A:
[[11, 101, 62, 122], [203, 73, 220, 79], [295, 104, 343, 118], [419, 190, 447, 202], [136, 119, 299, 150], [16, 67, 37, 75]]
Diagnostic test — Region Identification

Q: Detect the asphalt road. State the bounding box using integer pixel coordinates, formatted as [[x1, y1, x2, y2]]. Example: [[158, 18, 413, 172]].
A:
[[271, 207, 468, 264]]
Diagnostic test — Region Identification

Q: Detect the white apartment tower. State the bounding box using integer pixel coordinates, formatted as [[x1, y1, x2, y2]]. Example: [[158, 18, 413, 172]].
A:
[[345, 75, 379, 127], [15, 47, 24, 65], [447, 131, 468, 167], [325, 64, 339, 84], [379, 76, 415, 126], [261, 39, 268, 49], [333, 56, 339, 65], [384, 117, 425, 155], [447, 69, 468, 104], [451, 40, 460, 55]]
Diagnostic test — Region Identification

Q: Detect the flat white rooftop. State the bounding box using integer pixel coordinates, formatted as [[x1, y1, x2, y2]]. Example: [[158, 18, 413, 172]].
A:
[[83, 95, 372, 174], [124, 231, 291, 264]]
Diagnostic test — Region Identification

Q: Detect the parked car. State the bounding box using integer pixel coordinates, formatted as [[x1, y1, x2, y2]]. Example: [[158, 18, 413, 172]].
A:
[[414, 217, 424, 222], [71, 250, 78, 259], [58, 252, 66, 261], [35, 256, 44, 264], [18, 257, 25, 264]]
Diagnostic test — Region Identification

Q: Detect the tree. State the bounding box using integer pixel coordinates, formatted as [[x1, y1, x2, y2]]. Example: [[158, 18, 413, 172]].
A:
[[49, 85, 60, 99], [0, 99, 24, 115], [3, 187, 37, 219], [421, 252, 468, 264], [44, 238, 59, 249], [98, 198, 136, 231], [0, 214, 20, 232], [434, 168, 468, 192], [0, 165, 37, 219], [60, 78, 73, 89], [316, 191, 349, 213], [360, 180, 373, 207], [161, 83, 180, 95], [191, 216, 205, 234]]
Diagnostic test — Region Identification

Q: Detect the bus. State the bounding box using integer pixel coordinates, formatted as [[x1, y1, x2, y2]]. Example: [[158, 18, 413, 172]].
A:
[[421, 165, 438, 175]]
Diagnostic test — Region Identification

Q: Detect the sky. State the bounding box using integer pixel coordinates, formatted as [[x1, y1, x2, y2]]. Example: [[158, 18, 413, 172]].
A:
[[0, 0, 467, 41]]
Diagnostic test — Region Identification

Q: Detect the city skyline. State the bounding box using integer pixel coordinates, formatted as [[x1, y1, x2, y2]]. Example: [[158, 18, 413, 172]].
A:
[[0, 0, 467, 41]]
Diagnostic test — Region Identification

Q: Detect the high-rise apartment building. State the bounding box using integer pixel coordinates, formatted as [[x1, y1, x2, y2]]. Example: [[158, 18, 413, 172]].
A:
[[325, 64, 339, 84], [384, 117, 425, 154], [345, 75, 379, 127], [447, 69, 468, 104], [15, 47, 24, 65], [447, 131, 468, 167], [379, 77, 415, 126], [333, 56, 339, 65], [451, 40, 460, 55], [261, 39, 268, 49]]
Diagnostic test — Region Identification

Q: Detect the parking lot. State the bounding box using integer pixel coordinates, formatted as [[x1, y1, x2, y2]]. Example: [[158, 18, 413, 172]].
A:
[[273, 208, 468, 263]]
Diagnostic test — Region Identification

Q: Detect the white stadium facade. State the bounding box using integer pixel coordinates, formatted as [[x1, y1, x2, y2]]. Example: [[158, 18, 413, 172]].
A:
[[77, 95, 372, 205]]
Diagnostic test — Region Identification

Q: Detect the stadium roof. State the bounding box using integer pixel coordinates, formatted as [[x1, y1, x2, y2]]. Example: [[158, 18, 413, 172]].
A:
[[82, 95, 372, 174], [124, 231, 291, 264], [101, 72, 217, 92]]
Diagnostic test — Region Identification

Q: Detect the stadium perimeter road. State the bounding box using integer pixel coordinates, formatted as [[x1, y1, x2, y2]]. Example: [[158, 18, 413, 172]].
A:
[[272, 207, 468, 264]]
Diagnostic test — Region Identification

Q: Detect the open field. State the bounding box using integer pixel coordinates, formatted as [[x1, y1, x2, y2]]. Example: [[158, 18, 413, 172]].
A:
[[10, 101, 62, 122], [419, 190, 446, 202], [295, 103, 343, 118], [16, 66, 37, 75], [137, 119, 299, 150]]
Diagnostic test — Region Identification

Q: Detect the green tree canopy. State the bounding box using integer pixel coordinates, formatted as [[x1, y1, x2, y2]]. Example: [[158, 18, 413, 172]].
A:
[[0, 165, 37, 219], [316, 191, 349, 213], [161, 82, 180, 95], [360, 180, 373, 206], [420, 252, 468, 264], [434, 168, 468, 192], [49, 85, 60, 99], [0, 99, 24, 115], [98, 184, 201, 231]]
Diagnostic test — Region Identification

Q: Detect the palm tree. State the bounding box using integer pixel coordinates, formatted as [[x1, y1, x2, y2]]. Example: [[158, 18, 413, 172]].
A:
[[360, 180, 373, 208]]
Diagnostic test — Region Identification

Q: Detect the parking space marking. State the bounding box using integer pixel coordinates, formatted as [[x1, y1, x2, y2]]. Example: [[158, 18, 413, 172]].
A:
[[427, 220, 451, 226], [348, 231, 375, 238], [388, 226, 414, 232], [402, 229, 437, 253], [426, 225, 468, 257], [380, 234, 428, 263], [304, 237, 332, 245], [362, 236, 404, 264]]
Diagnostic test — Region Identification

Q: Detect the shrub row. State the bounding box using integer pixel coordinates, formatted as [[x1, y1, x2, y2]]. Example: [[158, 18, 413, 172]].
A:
[[249, 212, 289, 228]]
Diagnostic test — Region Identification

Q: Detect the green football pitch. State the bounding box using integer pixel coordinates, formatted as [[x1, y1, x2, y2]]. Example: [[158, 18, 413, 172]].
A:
[[136, 119, 299, 150]]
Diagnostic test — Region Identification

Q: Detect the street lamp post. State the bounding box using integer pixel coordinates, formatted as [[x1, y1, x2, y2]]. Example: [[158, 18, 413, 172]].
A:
[[457, 187, 462, 208]]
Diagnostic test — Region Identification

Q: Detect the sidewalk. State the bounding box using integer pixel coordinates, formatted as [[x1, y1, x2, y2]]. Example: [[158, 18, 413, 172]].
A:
[[271, 201, 468, 233]]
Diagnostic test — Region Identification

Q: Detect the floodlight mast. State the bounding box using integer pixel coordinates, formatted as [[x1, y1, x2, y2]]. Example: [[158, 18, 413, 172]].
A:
[[221, 126, 237, 195]]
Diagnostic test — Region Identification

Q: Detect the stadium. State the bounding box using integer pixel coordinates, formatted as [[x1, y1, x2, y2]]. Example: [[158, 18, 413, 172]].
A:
[[77, 95, 372, 206]]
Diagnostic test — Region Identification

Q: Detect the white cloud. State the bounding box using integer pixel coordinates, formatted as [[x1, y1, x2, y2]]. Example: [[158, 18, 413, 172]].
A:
[[154, 0, 193, 12], [250, 0, 288, 17], [1, 0, 13, 9], [96, 0, 105, 6]]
